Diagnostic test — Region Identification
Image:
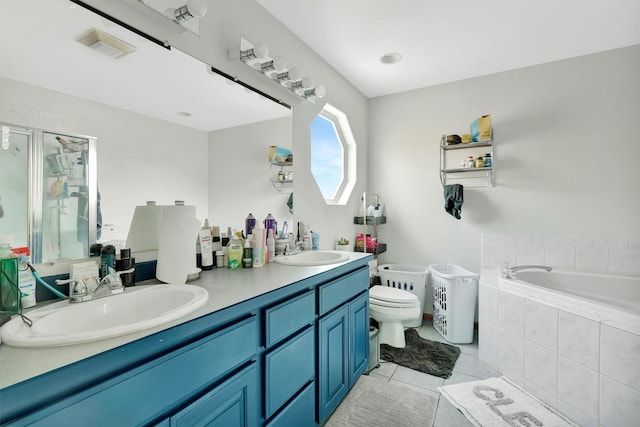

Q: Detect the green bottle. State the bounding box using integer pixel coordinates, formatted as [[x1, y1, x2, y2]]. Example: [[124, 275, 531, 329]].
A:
[[227, 231, 244, 270], [0, 236, 19, 314]]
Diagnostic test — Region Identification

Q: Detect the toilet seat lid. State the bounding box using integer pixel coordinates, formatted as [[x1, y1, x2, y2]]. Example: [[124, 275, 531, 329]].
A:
[[370, 286, 419, 305]]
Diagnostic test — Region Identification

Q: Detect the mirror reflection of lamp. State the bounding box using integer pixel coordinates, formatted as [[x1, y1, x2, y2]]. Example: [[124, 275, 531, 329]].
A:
[[165, 0, 207, 22], [1, 126, 9, 150]]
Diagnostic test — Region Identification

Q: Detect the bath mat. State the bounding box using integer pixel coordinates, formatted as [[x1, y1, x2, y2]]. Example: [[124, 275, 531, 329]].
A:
[[439, 376, 579, 427], [380, 328, 460, 379], [325, 374, 437, 427]]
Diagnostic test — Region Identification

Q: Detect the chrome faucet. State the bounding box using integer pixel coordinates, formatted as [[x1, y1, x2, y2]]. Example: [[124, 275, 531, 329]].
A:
[[57, 268, 134, 303], [502, 263, 552, 279]]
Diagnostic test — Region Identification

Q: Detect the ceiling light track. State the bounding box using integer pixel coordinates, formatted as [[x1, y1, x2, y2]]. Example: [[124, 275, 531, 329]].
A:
[[228, 37, 326, 103]]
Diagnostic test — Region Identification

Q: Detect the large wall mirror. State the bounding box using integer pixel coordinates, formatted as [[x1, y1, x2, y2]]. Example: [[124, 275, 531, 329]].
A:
[[0, 1, 292, 267]]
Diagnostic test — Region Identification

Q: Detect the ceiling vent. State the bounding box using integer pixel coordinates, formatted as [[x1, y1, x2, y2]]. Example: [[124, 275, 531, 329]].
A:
[[76, 28, 136, 59]]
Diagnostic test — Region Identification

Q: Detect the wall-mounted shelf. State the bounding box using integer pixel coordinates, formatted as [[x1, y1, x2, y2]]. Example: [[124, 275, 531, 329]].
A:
[[353, 193, 386, 256], [270, 161, 293, 193], [439, 134, 495, 188]]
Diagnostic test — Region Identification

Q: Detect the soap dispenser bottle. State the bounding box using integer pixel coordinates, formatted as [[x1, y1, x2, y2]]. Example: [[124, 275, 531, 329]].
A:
[[227, 231, 243, 270]]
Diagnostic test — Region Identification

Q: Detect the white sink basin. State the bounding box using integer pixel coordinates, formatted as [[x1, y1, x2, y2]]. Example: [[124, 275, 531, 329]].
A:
[[0, 285, 208, 348], [275, 250, 350, 266]]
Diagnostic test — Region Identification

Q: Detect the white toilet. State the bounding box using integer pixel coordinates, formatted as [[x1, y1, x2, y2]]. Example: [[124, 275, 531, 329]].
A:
[[369, 285, 421, 348]]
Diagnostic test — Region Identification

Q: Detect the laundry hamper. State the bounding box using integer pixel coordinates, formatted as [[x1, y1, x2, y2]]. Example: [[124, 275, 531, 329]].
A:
[[377, 264, 429, 328], [429, 264, 479, 344]]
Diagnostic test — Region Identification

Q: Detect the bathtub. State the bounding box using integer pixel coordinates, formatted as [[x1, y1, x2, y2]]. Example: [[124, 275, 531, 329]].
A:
[[502, 270, 640, 326], [479, 268, 640, 426]]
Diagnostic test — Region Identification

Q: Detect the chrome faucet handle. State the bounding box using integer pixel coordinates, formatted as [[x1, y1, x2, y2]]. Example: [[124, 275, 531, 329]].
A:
[[97, 268, 134, 296], [56, 278, 87, 297]]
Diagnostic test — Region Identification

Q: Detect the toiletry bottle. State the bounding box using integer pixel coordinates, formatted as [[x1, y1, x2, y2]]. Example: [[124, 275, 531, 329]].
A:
[[245, 213, 256, 237], [264, 213, 277, 237], [243, 237, 253, 268], [198, 219, 213, 270], [0, 236, 19, 314], [311, 231, 320, 250], [17, 254, 37, 308], [227, 231, 243, 270], [90, 243, 103, 258], [267, 229, 275, 262], [252, 228, 264, 268], [116, 248, 136, 287], [100, 245, 116, 278]]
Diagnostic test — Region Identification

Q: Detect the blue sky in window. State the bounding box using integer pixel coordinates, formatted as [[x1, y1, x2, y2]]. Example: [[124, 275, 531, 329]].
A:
[[311, 116, 343, 199]]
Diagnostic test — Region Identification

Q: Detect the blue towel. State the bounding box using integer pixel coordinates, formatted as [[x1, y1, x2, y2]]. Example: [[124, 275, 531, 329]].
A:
[[444, 184, 463, 219]]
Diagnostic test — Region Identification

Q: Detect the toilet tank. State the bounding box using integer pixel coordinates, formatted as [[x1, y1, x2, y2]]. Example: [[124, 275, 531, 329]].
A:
[[377, 264, 430, 314]]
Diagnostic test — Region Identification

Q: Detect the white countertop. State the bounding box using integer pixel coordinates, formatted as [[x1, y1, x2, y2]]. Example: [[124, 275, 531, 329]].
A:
[[0, 252, 372, 389]]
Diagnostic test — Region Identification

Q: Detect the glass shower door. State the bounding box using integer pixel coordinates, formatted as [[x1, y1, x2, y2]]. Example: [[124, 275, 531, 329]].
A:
[[41, 131, 96, 262]]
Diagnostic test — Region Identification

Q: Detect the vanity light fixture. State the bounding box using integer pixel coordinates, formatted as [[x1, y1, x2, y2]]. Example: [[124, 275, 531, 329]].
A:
[[122, 0, 206, 35], [228, 37, 326, 103]]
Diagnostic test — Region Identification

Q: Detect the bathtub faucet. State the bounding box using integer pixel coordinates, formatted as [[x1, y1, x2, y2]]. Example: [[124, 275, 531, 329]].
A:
[[503, 263, 552, 279]]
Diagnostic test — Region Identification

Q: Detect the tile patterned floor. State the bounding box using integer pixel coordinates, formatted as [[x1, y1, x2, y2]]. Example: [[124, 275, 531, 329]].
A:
[[365, 320, 499, 426]]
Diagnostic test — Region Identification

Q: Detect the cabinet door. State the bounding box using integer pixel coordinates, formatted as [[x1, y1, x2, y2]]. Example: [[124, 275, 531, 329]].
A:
[[349, 291, 369, 388], [318, 305, 349, 424], [265, 326, 315, 418], [170, 364, 258, 427]]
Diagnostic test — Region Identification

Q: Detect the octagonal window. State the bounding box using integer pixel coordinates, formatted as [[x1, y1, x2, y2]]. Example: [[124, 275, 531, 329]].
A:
[[310, 104, 356, 205]]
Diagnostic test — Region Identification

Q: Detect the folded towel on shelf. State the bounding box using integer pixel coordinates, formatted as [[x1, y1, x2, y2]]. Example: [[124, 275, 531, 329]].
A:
[[444, 184, 464, 219]]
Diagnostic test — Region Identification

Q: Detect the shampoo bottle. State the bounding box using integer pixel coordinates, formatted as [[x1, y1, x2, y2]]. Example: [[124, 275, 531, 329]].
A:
[[199, 219, 213, 270]]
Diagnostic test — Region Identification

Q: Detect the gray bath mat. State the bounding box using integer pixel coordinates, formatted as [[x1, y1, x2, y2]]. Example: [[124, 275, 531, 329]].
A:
[[380, 328, 461, 379], [325, 374, 437, 427]]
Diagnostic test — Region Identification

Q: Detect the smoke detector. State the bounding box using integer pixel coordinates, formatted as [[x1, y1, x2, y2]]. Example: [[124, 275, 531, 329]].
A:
[[76, 28, 136, 59]]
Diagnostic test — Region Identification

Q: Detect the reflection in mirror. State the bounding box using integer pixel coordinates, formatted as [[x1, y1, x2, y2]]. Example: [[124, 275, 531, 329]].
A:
[[0, 126, 30, 249], [1, 0, 292, 269], [41, 132, 96, 263]]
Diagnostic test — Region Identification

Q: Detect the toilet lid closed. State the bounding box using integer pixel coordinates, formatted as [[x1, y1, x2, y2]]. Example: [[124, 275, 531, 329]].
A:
[[370, 286, 419, 305]]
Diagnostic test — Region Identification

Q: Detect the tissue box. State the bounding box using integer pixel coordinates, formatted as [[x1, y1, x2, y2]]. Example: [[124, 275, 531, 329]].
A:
[[268, 146, 292, 163]]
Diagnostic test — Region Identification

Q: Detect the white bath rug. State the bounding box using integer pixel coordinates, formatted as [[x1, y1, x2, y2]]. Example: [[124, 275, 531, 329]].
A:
[[439, 376, 579, 427]]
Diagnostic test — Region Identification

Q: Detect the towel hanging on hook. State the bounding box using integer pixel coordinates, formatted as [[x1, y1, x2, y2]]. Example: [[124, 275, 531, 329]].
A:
[[444, 184, 464, 220]]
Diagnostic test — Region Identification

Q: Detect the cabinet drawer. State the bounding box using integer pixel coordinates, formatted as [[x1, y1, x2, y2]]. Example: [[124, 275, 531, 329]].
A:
[[16, 316, 258, 426], [265, 289, 315, 348], [170, 363, 258, 427], [319, 267, 369, 315], [265, 326, 315, 419], [265, 381, 315, 427]]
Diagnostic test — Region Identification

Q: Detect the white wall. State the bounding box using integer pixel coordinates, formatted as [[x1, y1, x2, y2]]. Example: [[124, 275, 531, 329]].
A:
[[369, 45, 640, 279], [0, 77, 209, 242], [208, 117, 292, 233]]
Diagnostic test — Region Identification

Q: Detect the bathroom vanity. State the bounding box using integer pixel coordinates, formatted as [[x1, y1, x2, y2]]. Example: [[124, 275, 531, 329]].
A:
[[0, 253, 372, 426]]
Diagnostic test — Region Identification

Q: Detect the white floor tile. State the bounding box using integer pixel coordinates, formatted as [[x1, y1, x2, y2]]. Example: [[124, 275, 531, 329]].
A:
[[434, 396, 475, 427], [391, 365, 444, 393]]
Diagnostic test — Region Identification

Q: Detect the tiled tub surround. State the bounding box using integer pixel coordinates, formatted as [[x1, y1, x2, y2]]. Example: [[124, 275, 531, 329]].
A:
[[479, 233, 640, 427]]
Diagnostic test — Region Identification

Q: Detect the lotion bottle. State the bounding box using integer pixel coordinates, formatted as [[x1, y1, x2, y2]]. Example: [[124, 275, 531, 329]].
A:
[[267, 229, 275, 262]]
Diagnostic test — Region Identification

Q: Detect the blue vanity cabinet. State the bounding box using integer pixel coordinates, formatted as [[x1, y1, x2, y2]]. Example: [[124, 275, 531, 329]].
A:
[[167, 363, 258, 427], [5, 316, 259, 427], [318, 304, 350, 423], [348, 291, 370, 388], [317, 267, 370, 424], [263, 289, 316, 426], [1, 257, 373, 427]]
